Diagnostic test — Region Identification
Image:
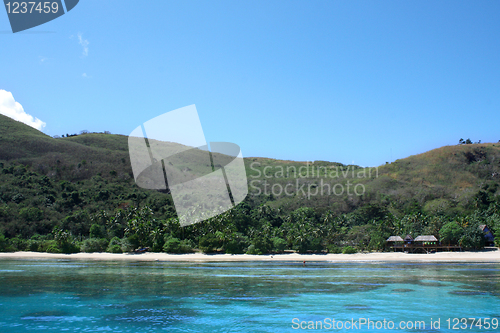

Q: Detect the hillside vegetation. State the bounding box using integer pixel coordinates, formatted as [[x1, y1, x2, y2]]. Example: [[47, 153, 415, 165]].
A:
[[0, 114, 499, 254]]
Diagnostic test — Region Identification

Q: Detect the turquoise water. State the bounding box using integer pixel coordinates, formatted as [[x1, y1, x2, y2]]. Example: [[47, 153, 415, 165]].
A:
[[0, 260, 499, 332]]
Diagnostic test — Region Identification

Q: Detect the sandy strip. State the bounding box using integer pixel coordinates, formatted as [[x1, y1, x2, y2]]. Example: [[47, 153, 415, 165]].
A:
[[0, 250, 499, 262]]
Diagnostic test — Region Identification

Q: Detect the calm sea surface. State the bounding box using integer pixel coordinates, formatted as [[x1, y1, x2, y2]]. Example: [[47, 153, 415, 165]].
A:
[[0, 260, 499, 332]]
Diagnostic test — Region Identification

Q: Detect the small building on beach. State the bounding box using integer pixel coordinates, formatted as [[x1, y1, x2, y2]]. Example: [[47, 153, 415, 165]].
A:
[[387, 234, 461, 253], [386, 236, 404, 252], [479, 225, 495, 246], [414, 235, 438, 245], [387, 236, 404, 243]]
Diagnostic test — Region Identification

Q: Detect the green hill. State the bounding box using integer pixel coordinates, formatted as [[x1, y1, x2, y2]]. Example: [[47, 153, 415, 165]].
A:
[[0, 114, 499, 253], [245, 143, 500, 216]]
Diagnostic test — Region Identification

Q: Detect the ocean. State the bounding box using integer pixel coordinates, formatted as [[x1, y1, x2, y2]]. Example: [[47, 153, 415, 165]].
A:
[[0, 260, 499, 332]]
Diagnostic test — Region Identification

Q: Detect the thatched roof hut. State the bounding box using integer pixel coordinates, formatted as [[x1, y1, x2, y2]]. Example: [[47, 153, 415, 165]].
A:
[[414, 235, 438, 242], [387, 236, 404, 242], [404, 235, 414, 242]]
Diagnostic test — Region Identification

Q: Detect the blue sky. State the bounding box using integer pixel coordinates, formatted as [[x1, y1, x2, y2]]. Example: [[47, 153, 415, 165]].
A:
[[1, 0, 499, 167]]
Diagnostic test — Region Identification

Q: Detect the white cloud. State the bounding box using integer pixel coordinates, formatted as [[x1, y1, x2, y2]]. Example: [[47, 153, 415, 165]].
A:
[[82, 73, 91, 78], [0, 90, 46, 131], [78, 33, 89, 57]]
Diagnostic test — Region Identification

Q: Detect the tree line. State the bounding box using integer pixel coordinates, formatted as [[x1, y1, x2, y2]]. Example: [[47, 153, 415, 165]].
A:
[[1, 158, 499, 254]]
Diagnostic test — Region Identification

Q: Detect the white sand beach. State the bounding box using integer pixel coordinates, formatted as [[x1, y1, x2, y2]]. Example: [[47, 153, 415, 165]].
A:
[[0, 249, 499, 262]]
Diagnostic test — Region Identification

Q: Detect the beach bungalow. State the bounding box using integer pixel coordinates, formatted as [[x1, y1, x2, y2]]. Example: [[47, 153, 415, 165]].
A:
[[412, 235, 438, 253], [404, 235, 414, 245], [386, 236, 404, 251], [479, 225, 495, 246], [414, 235, 438, 245], [387, 234, 465, 253], [387, 236, 404, 243]]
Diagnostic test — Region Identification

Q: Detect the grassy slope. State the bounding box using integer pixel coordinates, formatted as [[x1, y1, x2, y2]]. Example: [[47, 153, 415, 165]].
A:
[[1, 114, 499, 219], [0, 115, 132, 181], [244, 144, 500, 216]]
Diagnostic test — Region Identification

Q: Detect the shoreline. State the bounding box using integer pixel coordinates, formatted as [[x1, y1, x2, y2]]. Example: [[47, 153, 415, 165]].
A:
[[0, 249, 499, 262]]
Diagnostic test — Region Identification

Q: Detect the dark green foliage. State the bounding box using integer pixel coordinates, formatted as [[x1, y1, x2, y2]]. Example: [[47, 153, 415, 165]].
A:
[[224, 233, 249, 254], [26, 239, 40, 251], [107, 236, 121, 248], [342, 246, 357, 254], [124, 207, 159, 248], [60, 242, 80, 254], [163, 237, 181, 253], [19, 207, 43, 222], [163, 237, 194, 253], [24, 235, 54, 252], [8, 236, 26, 251], [53, 227, 80, 254], [119, 237, 133, 252], [199, 234, 220, 253], [327, 244, 342, 253], [439, 222, 463, 245], [36, 239, 56, 252], [248, 235, 273, 254], [127, 234, 141, 250], [1, 114, 499, 255], [179, 239, 195, 253], [368, 234, 387, 251], [11, 193, 24, 204], [460, 223, 485, 250], [345, 225, 373, 251], [271, 237, 287, 253], [355, 204, 389, 224], [107, 245, 121, 253], [0, 233, 10, 252], [245, 245, 259, 255], [89, 224, 105, 239], [81, 238, 109, 252], [46, 243, 62, 253]]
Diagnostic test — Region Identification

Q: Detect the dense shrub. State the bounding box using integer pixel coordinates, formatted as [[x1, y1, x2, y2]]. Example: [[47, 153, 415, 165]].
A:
[[127, 234, 140, 251], [163, 237, 194, 253], [89, 224, 105, 239], [37, 240, 56, 252], [81, 238, 109, 252], [368, 234, 387, 251], [19, 207, 43, 222], [224, 234, 249, 254], [0, 234, 9, 252], [271, 237, 287, 253], [107, 244, 122, 253], [106, 237, 123, 253], [60, 242, 80, 254], [45, 241, 62, 253], [327, 244, 342, 254], [439, 222, 463, 245], [308, 238, 324, 252], [8, 237, 26, 251], [246, 244, 258, 255], [248, 235, 272, 254], [460, 225, 485, 250], [107, 236, 121, 247], [342, 246, 357, 254], [120, 238, 134, 252], [199, 234, 220, 253], [163, 237, 181, 253], [26, 239, 41, 252]]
